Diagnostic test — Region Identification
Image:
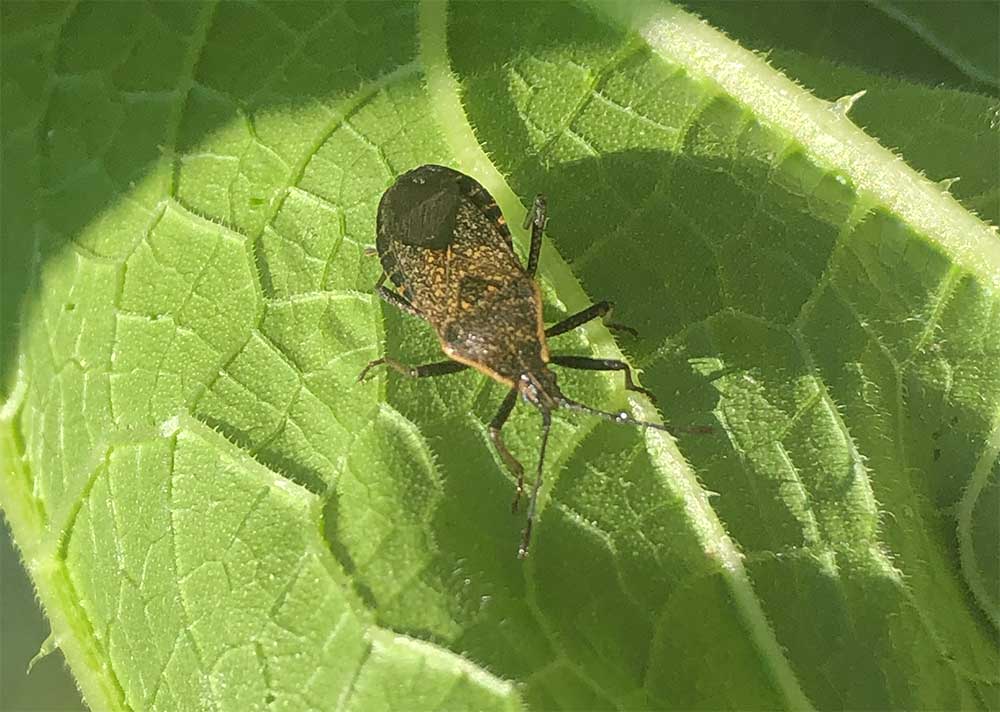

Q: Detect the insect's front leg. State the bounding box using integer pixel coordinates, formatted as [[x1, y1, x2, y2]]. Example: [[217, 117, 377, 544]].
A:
[[488, 388, 526, 512], [549, 354, 657, 404], [545, 300, 638, 338], [520, 408, 552, 559], [371, 272, 423, 319]]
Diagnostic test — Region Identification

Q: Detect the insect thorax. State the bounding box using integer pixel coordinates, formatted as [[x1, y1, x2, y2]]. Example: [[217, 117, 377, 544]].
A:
[[389, 198, 523, 308]]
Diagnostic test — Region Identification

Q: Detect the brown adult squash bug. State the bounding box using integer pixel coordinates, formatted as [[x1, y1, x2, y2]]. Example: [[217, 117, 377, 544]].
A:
[[360, 164, 708, 557]]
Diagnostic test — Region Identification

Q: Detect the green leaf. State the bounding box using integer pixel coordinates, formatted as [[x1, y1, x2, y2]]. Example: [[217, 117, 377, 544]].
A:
[[682, 0, 1000, 90], [2, 2, 998, 710]]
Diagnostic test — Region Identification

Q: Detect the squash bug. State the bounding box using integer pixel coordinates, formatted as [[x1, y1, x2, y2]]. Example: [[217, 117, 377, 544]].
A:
[[360, 164, 708, 557]]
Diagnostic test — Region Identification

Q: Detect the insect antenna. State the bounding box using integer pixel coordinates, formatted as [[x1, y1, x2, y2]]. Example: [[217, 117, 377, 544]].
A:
[[519, 408, 552, 559], [558, 397, 713, 435]]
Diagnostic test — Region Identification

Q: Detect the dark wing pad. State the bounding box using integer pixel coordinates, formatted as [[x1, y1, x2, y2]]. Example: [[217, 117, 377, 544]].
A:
[[377, 165, 465, 252]]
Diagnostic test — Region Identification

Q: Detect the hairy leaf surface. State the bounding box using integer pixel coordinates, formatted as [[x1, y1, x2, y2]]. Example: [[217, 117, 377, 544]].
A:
[[2, 1, 998, 710]]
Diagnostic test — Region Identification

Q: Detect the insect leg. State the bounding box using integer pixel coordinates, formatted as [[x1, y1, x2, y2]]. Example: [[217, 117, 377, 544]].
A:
[[375, 283, 423, 319], [357, 358, 467, 382], [545, 300, 638, 338], [550, 354, 656, 403], [519, 408, 552, 559], [488, 388, 526, 513], [522, 194, 547, 276]]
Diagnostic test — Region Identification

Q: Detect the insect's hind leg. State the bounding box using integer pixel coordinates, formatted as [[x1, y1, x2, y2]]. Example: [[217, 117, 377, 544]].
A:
[[545, 301, 638, 339], [549, 354, 656, 403], [523, 195, 547, 276], [357, 357, 467, 383], [489, 388, 527, 513]]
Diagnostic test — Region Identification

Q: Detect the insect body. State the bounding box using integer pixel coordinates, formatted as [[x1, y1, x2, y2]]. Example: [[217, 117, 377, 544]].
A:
[[360, 164, 696, 557]]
